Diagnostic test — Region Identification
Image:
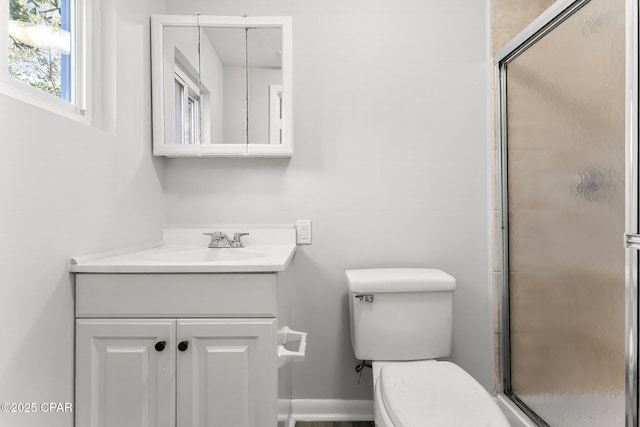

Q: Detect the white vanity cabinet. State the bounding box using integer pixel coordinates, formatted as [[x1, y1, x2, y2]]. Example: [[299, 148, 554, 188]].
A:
[[75, 273, 280, 427], [75, 319, 176, 427], [177, 319, 276, 427]]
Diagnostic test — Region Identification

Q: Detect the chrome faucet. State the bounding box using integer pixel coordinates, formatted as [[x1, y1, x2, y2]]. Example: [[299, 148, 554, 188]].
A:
[[203, 232, 250, 248]]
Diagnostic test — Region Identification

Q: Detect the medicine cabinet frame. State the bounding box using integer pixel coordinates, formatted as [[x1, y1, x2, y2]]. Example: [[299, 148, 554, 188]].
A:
[[151, 15, 293, 157]]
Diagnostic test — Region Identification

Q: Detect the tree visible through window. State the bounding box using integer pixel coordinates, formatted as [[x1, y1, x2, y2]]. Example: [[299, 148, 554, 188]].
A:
[[8, 0, 72, 101]]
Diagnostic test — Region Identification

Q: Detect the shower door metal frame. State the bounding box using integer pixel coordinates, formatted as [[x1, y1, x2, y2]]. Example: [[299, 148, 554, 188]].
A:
[[495, 0, 639, 425], [624, 1, 639, 426]]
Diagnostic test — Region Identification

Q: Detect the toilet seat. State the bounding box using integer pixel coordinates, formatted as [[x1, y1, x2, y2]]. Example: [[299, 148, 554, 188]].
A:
[[375, 360, 510, 427]]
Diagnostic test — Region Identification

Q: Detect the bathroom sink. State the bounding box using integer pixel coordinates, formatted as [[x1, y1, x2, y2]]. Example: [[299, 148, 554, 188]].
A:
[[138, 247, 263, 263], [70, 225, 297, 273], [70, 226, 296, 273]]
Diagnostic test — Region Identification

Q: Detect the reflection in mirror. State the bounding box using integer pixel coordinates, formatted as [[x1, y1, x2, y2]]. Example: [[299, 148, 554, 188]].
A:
[[163, 26, 202, 145], [201, 27, 247, 145], [247, 28, 283, 145], [163, 26, 284, 147], [164, 26, 248, 145]]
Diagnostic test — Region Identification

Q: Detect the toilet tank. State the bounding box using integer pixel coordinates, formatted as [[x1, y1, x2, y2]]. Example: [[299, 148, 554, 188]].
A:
[[346, 268, 456, 361]]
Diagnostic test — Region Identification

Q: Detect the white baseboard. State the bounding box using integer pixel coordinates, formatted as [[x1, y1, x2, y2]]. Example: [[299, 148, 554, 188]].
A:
[[278, 399, 292, 426], [286, 399, 374, 427]]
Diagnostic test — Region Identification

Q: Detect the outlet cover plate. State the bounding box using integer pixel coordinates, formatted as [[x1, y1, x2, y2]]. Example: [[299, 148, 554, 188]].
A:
[[296, 220, 312, 244]]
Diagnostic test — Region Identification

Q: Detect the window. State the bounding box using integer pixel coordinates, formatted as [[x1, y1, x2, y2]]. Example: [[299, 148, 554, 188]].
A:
[[174, 66, 200, 145], [2, 0, 86, 117]]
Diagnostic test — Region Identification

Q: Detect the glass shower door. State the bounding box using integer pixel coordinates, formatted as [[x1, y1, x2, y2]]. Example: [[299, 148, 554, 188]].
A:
[[497, 0, 629, 425]]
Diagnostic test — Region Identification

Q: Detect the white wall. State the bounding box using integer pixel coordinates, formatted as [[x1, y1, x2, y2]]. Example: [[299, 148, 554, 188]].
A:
[[0, 1, 165, 425], [164, 0, 492, 400]]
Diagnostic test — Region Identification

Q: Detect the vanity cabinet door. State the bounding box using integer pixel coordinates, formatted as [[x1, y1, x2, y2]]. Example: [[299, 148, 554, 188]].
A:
[[76, 320, 176, 427], [176, 319, 277, 427]]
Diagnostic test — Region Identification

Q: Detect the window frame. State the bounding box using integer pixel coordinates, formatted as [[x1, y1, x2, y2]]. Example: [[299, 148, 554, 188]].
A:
[[0, 0, 88, 122], [174, 66, 201, 145]]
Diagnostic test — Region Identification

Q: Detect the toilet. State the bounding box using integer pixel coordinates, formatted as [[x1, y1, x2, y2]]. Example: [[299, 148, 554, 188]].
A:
[[346, 268, 510, 427]]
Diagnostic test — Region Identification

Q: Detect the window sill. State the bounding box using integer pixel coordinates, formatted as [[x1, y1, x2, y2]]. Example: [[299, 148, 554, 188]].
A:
[[0, 80, 89, 126]]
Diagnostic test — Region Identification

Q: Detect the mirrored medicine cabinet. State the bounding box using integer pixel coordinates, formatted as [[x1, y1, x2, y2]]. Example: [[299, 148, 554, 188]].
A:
[[151, 15, 293, 157]]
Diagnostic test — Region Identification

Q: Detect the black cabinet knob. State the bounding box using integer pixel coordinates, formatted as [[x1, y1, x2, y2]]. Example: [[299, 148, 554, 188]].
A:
[[154, 341, 166, 352], [178, 341, 189, 352]]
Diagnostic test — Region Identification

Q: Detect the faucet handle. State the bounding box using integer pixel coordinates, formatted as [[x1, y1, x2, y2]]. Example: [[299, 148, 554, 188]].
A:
[[204, 231, 222, 240], [203, 232, 231, 248], [204, 231, 228, 238], [232, 232, 250, 248]]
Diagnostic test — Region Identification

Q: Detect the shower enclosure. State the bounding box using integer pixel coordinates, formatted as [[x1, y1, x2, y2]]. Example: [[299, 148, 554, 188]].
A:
[[495, 0, 638, 425]]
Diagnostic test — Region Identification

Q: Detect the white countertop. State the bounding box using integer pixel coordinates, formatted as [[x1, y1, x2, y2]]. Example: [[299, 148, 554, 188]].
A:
[[70, 225, 297, 273]]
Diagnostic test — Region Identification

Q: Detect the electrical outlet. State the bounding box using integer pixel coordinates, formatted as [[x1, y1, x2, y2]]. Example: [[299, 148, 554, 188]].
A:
[[296, 220, 312, 244]]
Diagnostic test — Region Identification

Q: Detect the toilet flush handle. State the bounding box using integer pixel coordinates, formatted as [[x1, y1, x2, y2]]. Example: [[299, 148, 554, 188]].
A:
[[355, 294, 374, 303]]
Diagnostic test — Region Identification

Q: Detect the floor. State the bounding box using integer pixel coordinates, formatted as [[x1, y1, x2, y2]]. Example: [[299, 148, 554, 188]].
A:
[[295, 423, 374, 427]]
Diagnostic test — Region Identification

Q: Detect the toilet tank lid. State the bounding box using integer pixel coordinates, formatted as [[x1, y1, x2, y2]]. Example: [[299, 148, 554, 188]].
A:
[[345, 268, 456, 293]]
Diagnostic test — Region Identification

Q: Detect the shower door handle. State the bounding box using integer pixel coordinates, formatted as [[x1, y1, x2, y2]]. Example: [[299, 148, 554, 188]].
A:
[[624, 233, 640, 248]]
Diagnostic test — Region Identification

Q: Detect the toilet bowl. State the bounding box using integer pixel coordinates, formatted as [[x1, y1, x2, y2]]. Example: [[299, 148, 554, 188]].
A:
[[346, 268, 510, 427]]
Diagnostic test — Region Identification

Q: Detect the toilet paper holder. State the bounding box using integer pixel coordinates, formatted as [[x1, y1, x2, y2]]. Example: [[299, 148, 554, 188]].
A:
[[277, 326, 307, 368]]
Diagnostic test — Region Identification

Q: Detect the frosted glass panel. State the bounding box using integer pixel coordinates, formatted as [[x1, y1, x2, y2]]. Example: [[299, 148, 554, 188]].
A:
[[505, 0, 625, 425]]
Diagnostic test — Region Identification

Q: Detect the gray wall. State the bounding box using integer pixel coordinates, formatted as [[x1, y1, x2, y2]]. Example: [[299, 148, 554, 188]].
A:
[[0, 1, 165, 426], [164, 0, 493, 399]]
